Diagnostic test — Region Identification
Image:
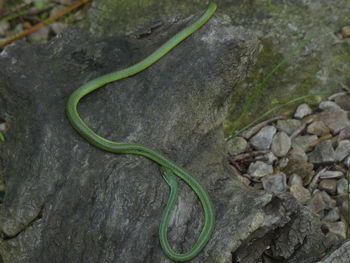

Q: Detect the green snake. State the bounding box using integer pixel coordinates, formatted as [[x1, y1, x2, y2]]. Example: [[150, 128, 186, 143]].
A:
[[66, 3, 216, 262]]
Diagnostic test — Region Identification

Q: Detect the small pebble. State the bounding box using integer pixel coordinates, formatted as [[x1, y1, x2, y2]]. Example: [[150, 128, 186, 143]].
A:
[[336, 178, 348, 195], [276, 119, 301, 135], [334, 140, 350, 161], [288, 146, 307, 161], [318, 179, 337, 195], [271, 131, 291, 157], [338, 126, 350, 141], [226, 136, 247, 155], [250, 126, 276, 150], [28, 26, 50, 42], [334, 94, 350, 111], [247, 161, 273, 178], [0, 21, 10, 36], [290, 185, 311, 204], [294, 103, 312, 119], [292, 135, 318, 152], [319, 101, 342, 111], [307, 192, 327, 213], [262, 152, 277, 165], [318, 109, 350, 134], [320, 191, 337, 209], [306, 120, 330, 137], [282, 159, 314, 179], [288, 174, 303, 186], [322, 207, 340, 222], [261, 172, 287, 194], [341, 26, 350, 38], [323, 221, 346, 239], [308, 140, 335, 164]]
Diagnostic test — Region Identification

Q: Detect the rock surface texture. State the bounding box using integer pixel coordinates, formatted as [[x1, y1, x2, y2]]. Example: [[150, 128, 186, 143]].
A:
[[0, 16, 261, 263], [0, 14, 342, 263]]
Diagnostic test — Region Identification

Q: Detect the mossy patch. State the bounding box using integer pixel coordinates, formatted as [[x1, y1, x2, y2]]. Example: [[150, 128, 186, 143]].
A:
[[224, 38, 325, 137]]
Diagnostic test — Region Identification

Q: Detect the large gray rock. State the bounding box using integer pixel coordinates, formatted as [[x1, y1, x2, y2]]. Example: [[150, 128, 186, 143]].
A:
[[0, 16, 339, 263]]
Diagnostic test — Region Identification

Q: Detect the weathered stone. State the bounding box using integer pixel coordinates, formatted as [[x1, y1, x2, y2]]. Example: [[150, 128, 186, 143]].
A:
[[336, 178, 348, 195], [315, 241, 350, 263], [226, 136, 247, 155], [290, 185, 311, 204], [50, 22, 69, 35], [282, 159, 314, 179], [271, 131, 291, 157], [334, 94, 350, 111], [261, 172, 287, 194], [294, 103, 312, 119], [27, 26, 50, 42], [318, 110, 350, 134], [320, 191, 337, 209], [322, 222, 346, 239], [276, 119, 301, 135], [288, 174, 303, 186], [318, 179, 337, 195], [307, 192, 327, 213], [319, 101, 342, 111], [338, 126, 350, 141], [263, 152, 277, 165], [248, 161, 273, 178], [0, 21, 10, 37], [292, 135, 318, 152], [288, 146, 307, 161], [344, 156, 350, 167], [250, 125, 276, 150], [322, 207, 340, 222], [341, 26, 350, 37], [334, 140, 350, 161], [0, 20, 278, 263], [307, 191, 336, 216], [308, 140, 335, 164], [306, 120, 330, 137]]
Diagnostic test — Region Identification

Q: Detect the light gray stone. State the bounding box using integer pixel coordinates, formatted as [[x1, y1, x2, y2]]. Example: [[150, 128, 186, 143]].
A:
[[250, 126, 276, 150], [323, 222, 346, 239], [276, 119, 302, 135], [290, 185, 311, 204], [306, 120, 330, 136], [334, 94, 350, 111], [319, 101, 342, 111], [262, 172, 287, 194], [294, 103, 313, 119], [248, 161, 273, 178], [288, 174, 303, 186], [318, 110, 350, 134], [315, 241, 350, 263], [318, 179, 337, 195], [292, 135, 318, 152], [308, 140, 335, 164], [271, 131, 291, 157], [335, 140, 350, 161], [322, 207, 340, 222], [0, 21, 10, 37], [288, 146, 308, 161], [336, 178, 348, 195], [226, 136, 247, 155]]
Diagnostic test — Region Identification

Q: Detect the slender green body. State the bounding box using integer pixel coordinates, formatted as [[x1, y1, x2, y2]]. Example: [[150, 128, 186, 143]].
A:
[[66, 3, 216, 262]]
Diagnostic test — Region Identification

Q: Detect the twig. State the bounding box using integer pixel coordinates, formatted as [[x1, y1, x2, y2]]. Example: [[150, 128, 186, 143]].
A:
[[308, 167, 328, 192], [290, 116, 316, 139], [241, 116, 284, 139], [308, 134, 332, 148], [0, 0, 91, 48], [229, 150, 270, 162], [328, 91, 347, 101]]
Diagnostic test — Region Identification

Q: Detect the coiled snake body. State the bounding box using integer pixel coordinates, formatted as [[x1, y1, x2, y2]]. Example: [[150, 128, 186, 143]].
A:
[[66, 3, 217, 262]]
